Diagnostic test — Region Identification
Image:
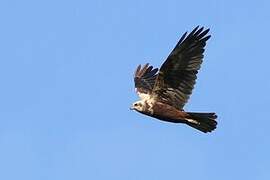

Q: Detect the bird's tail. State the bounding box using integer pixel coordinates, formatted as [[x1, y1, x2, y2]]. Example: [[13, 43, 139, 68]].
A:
[[185, 112, 217, 133]]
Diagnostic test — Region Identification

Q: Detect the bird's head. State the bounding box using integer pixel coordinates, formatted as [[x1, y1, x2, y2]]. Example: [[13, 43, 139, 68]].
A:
[[130, 100, 144, 112]]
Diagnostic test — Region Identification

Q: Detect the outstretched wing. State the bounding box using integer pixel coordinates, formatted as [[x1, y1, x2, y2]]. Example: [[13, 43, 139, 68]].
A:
[[152, 26, 211, 110], [134, 63, 158, 98]]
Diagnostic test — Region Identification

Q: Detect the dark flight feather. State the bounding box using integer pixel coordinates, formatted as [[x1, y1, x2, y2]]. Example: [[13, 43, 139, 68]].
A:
[[134, 63, 158, 94], [185, 112, 217, 133], [152, 26, 211, 110]]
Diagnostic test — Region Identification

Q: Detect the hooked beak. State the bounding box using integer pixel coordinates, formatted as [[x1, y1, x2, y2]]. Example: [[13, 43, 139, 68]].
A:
[[130, 106, 134, 110]]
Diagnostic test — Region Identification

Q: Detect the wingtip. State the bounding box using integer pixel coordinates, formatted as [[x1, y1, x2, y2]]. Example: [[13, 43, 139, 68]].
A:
[[135, 64, 142, 77], [135, 63, 154, 78], [190, 26, 200, 34], [194, 25, 200, 30], [193, 25, 210, 32]]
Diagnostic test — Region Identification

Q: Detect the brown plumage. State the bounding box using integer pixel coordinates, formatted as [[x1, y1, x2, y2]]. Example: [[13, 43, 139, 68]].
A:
[[131, 26, 217, 133]]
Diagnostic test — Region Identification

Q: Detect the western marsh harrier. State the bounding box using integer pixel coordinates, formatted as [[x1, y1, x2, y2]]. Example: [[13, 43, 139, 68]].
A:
[[130, 26, 217, 133]]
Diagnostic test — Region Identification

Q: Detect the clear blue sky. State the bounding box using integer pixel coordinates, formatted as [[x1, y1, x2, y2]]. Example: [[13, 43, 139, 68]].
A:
[[0, 0, 269, 179]]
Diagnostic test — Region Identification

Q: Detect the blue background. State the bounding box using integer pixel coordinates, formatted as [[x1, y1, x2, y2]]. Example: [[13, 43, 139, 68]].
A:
[[0, 0, 269, 179]]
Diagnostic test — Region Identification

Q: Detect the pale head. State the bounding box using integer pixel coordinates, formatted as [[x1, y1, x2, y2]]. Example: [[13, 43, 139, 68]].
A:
[[130, 100, 144, 112]]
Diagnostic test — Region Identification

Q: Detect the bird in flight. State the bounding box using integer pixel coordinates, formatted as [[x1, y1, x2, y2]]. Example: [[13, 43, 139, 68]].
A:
[[130, 26, 217, 133]]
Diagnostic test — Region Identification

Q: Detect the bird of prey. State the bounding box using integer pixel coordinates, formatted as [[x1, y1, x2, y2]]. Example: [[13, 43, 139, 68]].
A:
[[130, 26, 217, 133]]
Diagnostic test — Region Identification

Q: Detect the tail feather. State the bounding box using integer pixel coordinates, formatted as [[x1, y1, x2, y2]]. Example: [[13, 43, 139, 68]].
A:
[[185, 112, 217, 133]]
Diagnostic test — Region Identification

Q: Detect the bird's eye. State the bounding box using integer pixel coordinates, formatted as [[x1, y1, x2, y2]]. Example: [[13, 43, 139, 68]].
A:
[[134, 103, 138, 106]]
